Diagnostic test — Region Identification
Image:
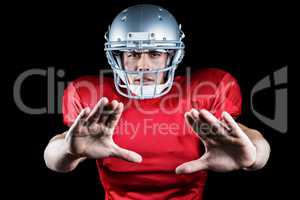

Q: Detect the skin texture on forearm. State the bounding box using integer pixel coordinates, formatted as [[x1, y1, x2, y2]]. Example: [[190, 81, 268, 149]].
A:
[[239, 124, 271, 170], [44, 132, 86, 173]]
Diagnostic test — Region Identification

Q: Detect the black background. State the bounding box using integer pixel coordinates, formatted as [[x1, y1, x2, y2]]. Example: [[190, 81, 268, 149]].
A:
[[6, 0, 294, 199]]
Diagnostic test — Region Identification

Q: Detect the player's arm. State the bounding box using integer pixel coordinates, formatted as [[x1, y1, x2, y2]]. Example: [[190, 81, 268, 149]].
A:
[[44, 97, 142, 173], [44, 132, 87, 173]]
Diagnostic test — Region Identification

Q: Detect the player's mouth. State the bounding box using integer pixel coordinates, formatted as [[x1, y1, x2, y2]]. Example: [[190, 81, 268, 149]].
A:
[[134, 77, 155, 85]]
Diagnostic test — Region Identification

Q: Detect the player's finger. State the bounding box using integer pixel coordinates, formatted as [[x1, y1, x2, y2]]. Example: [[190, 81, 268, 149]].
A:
[[112, 145, 143, 163], [185, 109, 210, 139], [184, 109, 198, 126], [198, 109, 227, 137], [86, 97, 108, 123], [106, 102, 124, 128], [68, 107, 90, 136], [185, 109, 200, 126], [99, 100, 119, 124], [175, 157, 208, 174], [184, 112, 195, 128], [190, 108, 199, 120], [74, 108, 90, 126], [81, 107, 91, 119], [222, 111, 244, 138]]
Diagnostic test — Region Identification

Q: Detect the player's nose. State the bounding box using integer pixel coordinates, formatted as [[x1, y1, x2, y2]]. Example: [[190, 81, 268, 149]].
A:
[[136, 53, 151, 71]]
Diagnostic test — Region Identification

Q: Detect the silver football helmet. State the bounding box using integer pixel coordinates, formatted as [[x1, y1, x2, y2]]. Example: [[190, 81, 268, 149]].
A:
[[104, 4, 185, 99]]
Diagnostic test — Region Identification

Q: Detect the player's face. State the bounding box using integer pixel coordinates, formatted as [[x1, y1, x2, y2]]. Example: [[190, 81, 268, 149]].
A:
[[122, 51, 168, 85]]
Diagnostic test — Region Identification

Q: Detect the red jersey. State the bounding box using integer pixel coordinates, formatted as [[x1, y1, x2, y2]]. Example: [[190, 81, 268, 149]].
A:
[[62, 68, 242, 200]]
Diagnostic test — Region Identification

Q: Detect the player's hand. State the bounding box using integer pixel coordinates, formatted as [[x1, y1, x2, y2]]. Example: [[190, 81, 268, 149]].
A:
[[65, 97, 142, 163], [176, 109, 256, 174]]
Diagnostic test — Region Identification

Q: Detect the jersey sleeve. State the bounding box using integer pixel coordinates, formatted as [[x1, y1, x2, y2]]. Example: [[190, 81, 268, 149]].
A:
[[62, 81, 84, 127], [190, 68, 242, 120], [210, 72, 242, 119], [61, 76, 118, 127]]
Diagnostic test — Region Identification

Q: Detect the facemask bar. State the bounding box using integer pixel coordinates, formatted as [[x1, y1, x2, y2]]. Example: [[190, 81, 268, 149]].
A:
[[106, 50, 133, 96], [112, 65, 176, 99]]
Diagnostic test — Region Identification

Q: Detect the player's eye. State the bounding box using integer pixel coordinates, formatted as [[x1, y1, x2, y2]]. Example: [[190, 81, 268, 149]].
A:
[[149, 51, 162, 57], [127, 52, 140, 58]]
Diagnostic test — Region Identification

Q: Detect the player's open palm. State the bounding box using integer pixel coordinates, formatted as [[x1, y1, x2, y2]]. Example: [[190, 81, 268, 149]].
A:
[[176, 109, 256, 174], [65, 97, 142, 163]]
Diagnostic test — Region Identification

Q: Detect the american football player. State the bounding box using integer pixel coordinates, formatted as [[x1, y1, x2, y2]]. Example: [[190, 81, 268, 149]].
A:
[[44, 4, 270, 200]]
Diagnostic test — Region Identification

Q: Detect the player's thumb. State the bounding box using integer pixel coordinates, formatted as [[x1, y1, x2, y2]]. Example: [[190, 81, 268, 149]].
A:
[[175, 157, 208, 174], [112, 145, 143, 163]]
